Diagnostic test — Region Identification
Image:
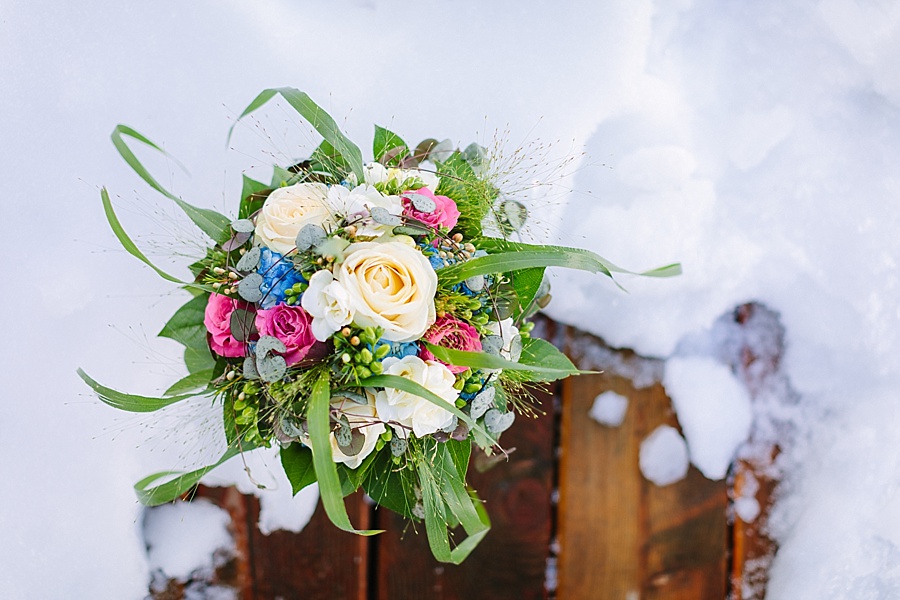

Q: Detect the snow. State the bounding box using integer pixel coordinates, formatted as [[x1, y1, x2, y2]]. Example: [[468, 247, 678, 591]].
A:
[[3, 0, 900, 597], [589, 391, 629, 427], [639, 425, 689, 487], [143, 499, 233, 582], [663, 356, 753, 480]]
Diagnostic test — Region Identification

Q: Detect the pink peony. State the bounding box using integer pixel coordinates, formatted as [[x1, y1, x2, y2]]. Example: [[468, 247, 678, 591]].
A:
[[254, 304, 317, 366], [204, 293, 252, 358], [418, 316, 482, 374], [401, 187, 460, 231]]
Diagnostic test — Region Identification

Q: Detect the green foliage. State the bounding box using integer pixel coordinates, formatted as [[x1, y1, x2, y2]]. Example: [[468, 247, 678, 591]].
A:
[[281, 443, 317, 495], [373, 125, 409, 165], [110, 125, 232, 244], [239, 175, 270, 219], [229, 87, 365, 183], [435, 152, 497, 237], [77, 368, 206, 412]]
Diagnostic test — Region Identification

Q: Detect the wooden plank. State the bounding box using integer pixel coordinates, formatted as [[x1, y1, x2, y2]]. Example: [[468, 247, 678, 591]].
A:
[[557, 356, 728, 599], [192, 486, 369, 600], [376, 386, 557, 600]]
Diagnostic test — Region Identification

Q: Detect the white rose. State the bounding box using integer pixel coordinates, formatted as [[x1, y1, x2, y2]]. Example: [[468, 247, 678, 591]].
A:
[[337, 241, 437, 342], [362, 161, 440, 192], [255, 183, 333, 255], [329, 392, 385, 469], [326, 184, 403, 238], [375, 356, 458, 438], [301, 269, 354, 341]]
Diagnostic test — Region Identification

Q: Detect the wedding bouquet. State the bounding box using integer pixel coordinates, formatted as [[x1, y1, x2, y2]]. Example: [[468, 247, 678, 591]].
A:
[[79, 88, 679, 563]]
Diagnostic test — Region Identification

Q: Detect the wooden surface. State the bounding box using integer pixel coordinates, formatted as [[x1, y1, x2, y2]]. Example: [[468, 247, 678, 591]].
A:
[[375, 386, 557, 600], [152, 310, 787, 599], [556, 339, 729, 600]]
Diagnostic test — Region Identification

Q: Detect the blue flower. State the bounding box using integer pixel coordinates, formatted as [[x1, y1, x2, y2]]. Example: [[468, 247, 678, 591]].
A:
[[257, 247, 305, 309], [377, 339, 420, 360]]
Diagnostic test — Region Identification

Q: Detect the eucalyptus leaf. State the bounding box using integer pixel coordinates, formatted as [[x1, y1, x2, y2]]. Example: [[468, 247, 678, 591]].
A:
[[243, 355, 259, 380], [229, 309, 257, 343], [464, 274, 485, 292], [256, 335, 287, 357], [469, 386, 496, 419], [390, 437, 408, 457], [295, 223, 327, 252], [370, 206, 402, 226], [236, 246, 261, 272], [404, 192, 436, 214], [484, 408, 515, 434], [257, 354, 287, 383], [230, 219, 255, 233], [221, 231, 252, 252], [238, 273, 264, 302], [481, 335, 504, 356]]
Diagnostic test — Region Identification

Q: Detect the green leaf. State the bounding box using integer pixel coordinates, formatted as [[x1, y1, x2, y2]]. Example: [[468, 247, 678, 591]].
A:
[[362, 449, 418, 519], [164, 369, 214, 396], [101, 188, 211, 291], [373, 125, 409, 165], [417, 445, 490, 564], [515, 337, 580, 383], [310, 138, 350, 178], [281, 443, 318, 495], [135, 442, 256, 506], [308, 372, 382, 535], [159, 294, 208, 346], [77, 368, 206, 412], [229, 88, 365, 183], [110, 125, 231, 243], [184, 343, 216, 374], [422, 342, 583, 381], [509, 267, 545, 318], [239, 174, 270, 219], [445, 438, 471, 480]]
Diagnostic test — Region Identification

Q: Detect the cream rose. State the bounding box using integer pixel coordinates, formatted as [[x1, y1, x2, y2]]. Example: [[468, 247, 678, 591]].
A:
[[375, 356, 458, 438], [329, 392, 385, 469], [301, 269, 354, 341], [255, 183, 333, 254], [337, 241, 437, 342]]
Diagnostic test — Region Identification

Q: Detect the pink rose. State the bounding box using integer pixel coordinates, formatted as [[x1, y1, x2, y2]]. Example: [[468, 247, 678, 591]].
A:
[[419, 316, 482, 374], [401, 187, 460, 231], [254, 304, 317, 366], [204, 293, 251, 358]]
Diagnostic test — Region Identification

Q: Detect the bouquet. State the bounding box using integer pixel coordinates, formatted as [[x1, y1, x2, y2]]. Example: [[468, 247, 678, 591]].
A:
[[79, 88, 679, 563]]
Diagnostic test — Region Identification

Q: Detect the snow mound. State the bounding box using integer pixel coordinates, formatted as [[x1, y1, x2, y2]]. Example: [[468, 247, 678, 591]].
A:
[[589, 391, 629, 427], [639, 425, 689, 487]]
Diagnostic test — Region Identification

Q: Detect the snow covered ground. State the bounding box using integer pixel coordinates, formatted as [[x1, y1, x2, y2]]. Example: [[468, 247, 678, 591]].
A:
[[2, 0, 899, 597]]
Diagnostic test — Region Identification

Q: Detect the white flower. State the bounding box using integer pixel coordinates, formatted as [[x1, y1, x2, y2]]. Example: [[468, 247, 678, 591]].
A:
[[375, 356, 458, 438], [486, 317, 522, 364], [326, 184, 402, 238], [301, 269, 354, 341], [329, 392, 385, 469], [337, 241, 437, 342], [255, 183, 333, 255], [363, 161, 440, 192]]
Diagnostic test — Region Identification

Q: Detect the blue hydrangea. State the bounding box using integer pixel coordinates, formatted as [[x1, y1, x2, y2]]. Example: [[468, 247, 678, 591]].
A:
[[257, 247, 306, 309], [378, 339, 420, 360]]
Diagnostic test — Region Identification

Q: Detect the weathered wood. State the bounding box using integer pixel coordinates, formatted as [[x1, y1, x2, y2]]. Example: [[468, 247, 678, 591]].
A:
[[192, 486, 369, 600], [557, 356, 728, 599], [376, 386, 557, 600]]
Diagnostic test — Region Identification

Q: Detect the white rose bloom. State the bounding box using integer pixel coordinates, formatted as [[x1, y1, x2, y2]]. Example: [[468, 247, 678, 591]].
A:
[[375, 356, 458, 438], [337, 241, 437, 342], [327, 184, 403, 238], [329, 392, 385, 469], [486, 318, 522, 361], [301, 269, 354, 341], [255, 183, 334, 255], [362, 161, 440, 192]]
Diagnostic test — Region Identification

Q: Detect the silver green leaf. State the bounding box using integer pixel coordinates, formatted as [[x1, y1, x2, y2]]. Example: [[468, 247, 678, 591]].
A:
[[238, 273, 264, 303], [370, 206, 402, 226], [295, 224, 327, 252], [236, 246, 261, 272], [404, 192, 436, 214], [257, 354, 287, 383], [231, 219, 255, 233], [256, 335, 287, 357], [484, 408, 515, 434], [390, 437, 408, 457], [469, 386, 496, 419]]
